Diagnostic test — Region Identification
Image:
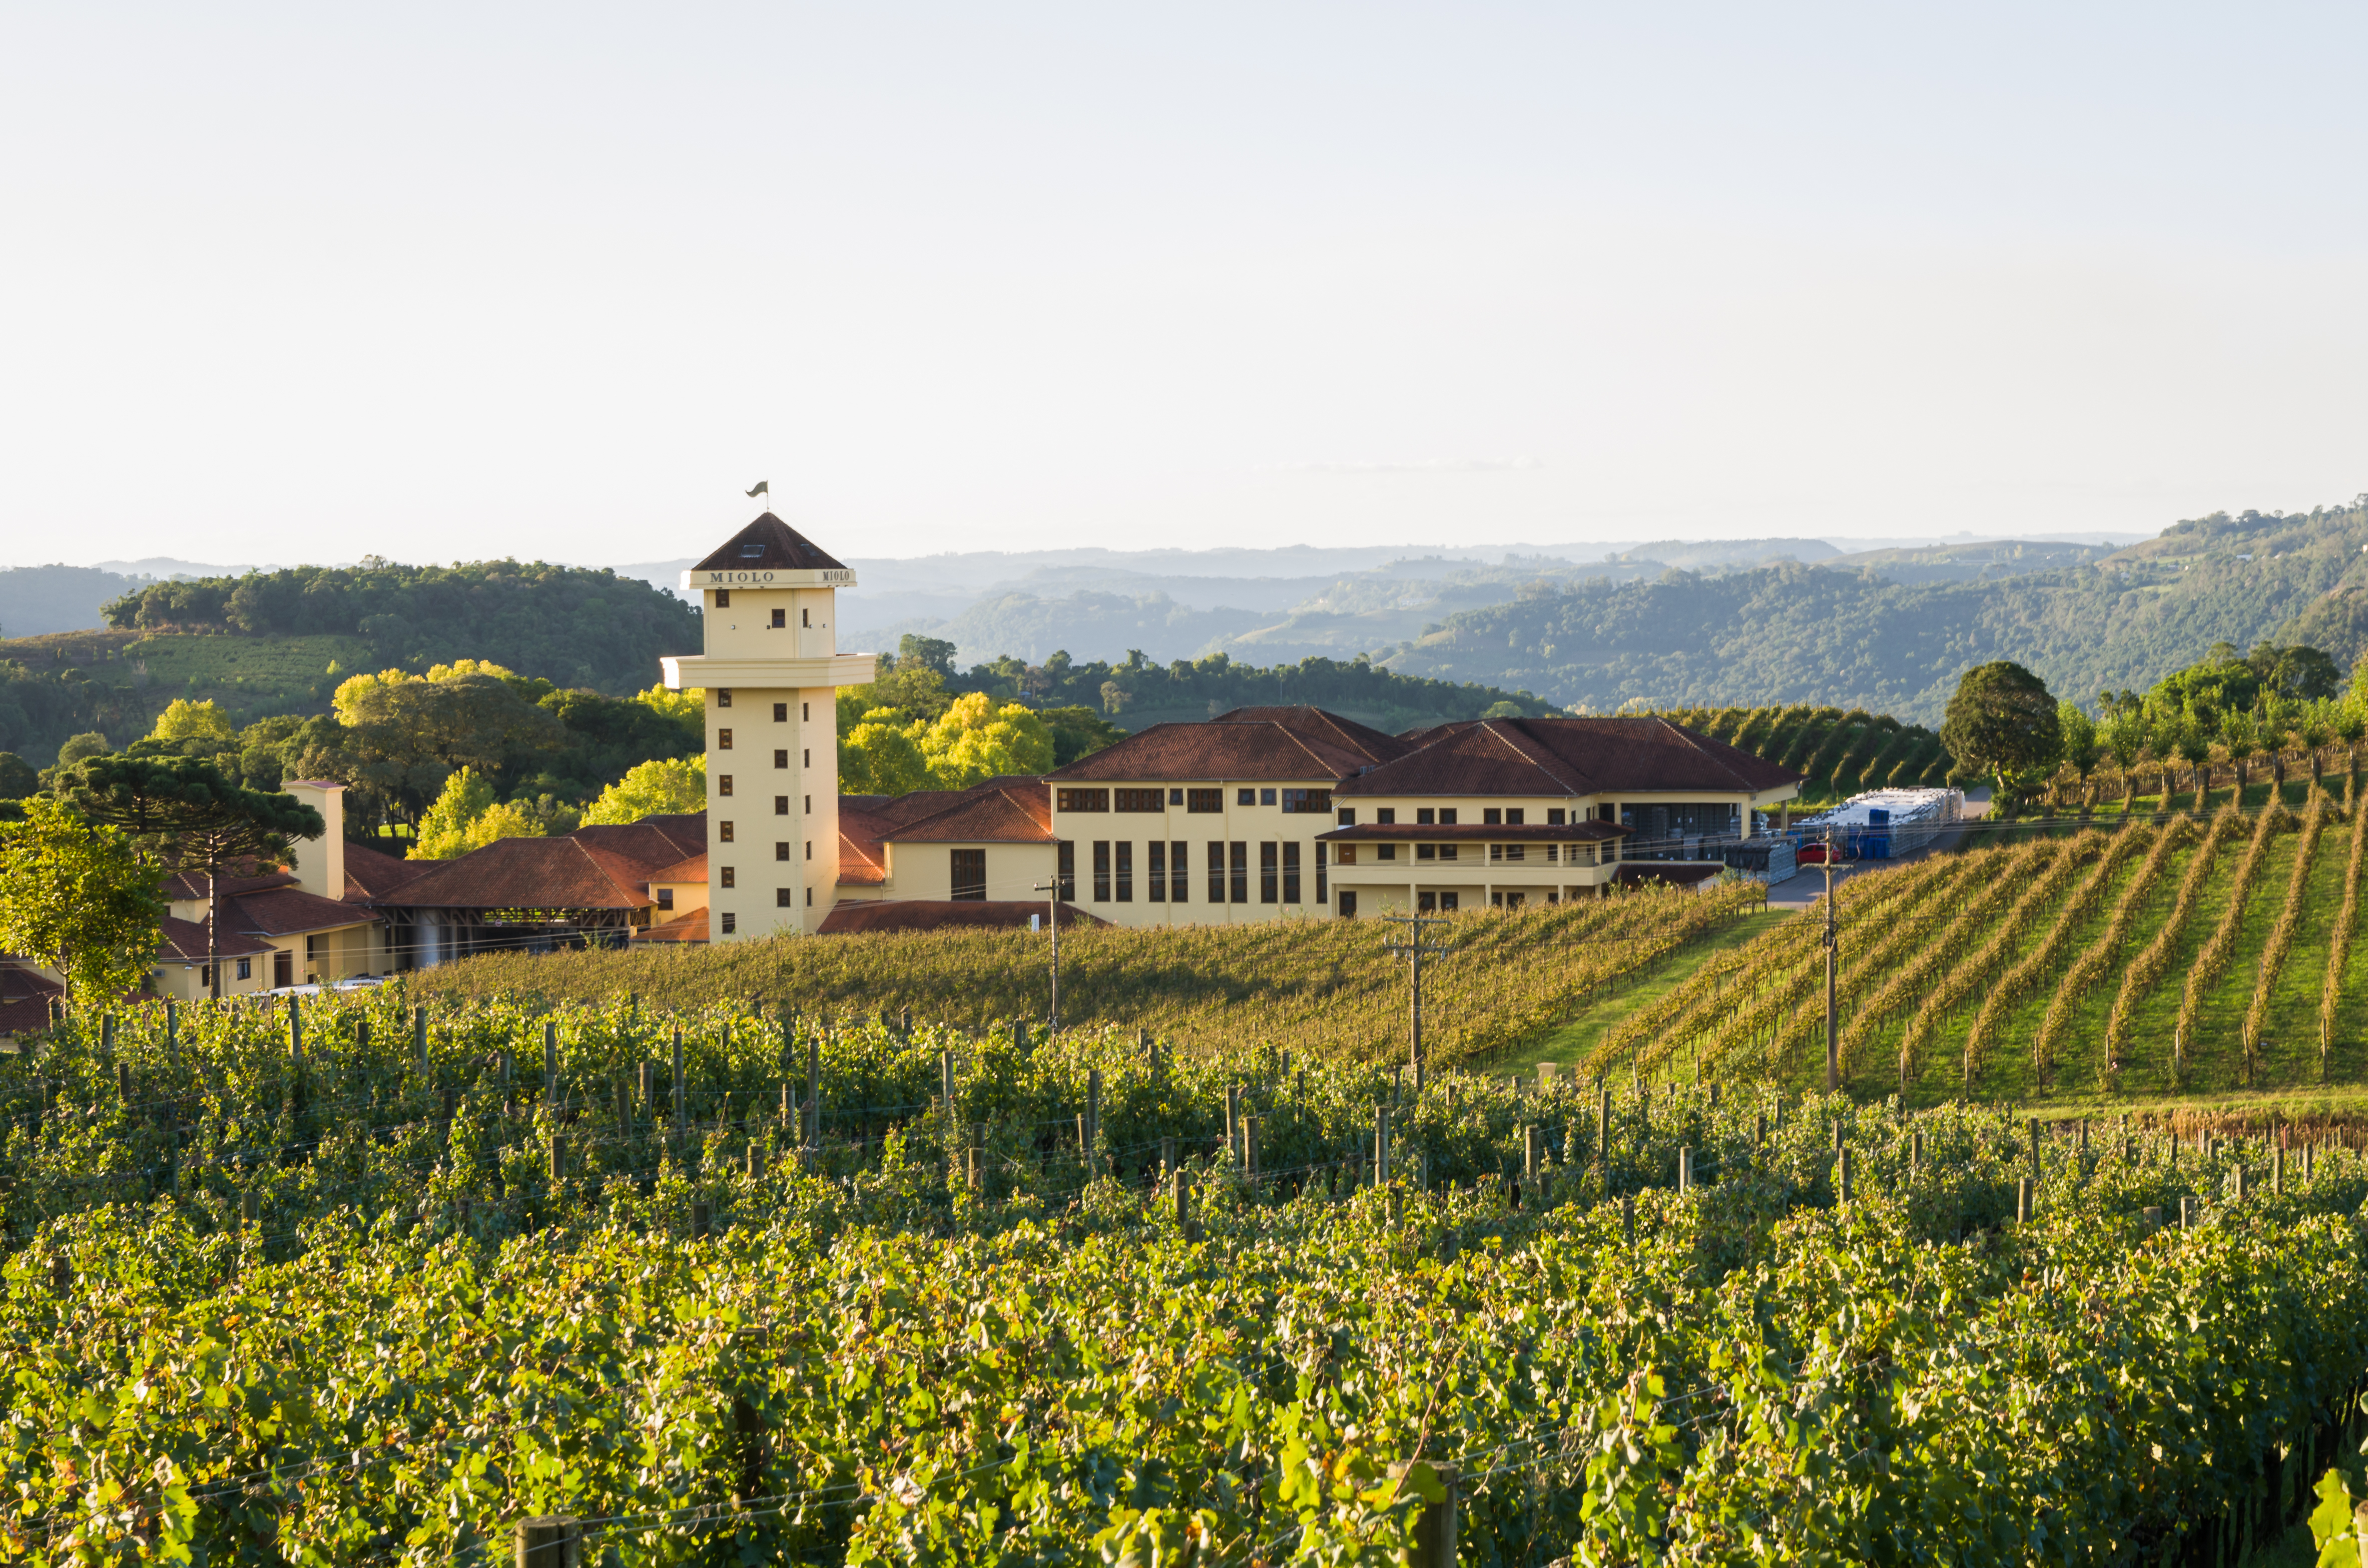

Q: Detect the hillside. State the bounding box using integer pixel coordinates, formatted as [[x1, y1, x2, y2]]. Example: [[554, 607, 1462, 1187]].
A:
[[1381, 503, 2368, 725]]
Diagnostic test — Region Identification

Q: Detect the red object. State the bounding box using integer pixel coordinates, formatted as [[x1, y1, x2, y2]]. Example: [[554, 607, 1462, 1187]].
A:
[[1796, 841, 1830, 865]]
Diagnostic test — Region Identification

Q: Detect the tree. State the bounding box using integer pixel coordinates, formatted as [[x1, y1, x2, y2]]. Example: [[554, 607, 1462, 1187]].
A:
[[1940, 662, 2061, 798], [0, 796, 164, 1014], [898, 633, 958, 679], [56, 732, 110, 769], [149, 698, 237, 748], [1038, 705, 1126, 768], [839, 718, 933, 796], [2055, 700, 2099, 782], [582, 756, 708, 826], [331, 666, 563, 826], [64, 755, 324, 1000], [411, 766, 546, 859], [0, 752, 37, 802], [916, 693, 1054, 788]]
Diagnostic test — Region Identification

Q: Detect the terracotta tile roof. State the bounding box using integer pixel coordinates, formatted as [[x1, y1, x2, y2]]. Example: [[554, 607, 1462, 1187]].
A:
[[343, 843, 431, 900], [1210, 707, 1418, 766], [1335, 718, 1802, 799], [163, 867, 293, 901], [816, 899, 1106, 936], [159, 914, 273, 960], [692, 512, 849, 573], [383, 837, 664, 911], [648, 853, 707, 884], [1045, 707, 1414, 785], [1317, 821, 1628, 843], [0, 964, 60, 1040], [568, 814, 706, 868], [635, 908, 709, 944], [231, 887, 380, 937], [887, 782, 1055, 844]]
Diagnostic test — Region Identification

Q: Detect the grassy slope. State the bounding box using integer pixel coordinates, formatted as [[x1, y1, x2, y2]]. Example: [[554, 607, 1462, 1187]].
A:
[[1491, 909, 1790, 1081]]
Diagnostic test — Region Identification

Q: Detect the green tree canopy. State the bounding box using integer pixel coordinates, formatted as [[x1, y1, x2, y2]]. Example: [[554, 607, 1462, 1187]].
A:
[[0, 795, 165, 1012], [64, 754, 324, 999], [1940, 661, 2062, 790], [581, 756, 707, 826]]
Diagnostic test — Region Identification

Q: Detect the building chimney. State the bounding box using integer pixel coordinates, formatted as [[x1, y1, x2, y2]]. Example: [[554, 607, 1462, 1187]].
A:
[[281, 780, 347, 900]]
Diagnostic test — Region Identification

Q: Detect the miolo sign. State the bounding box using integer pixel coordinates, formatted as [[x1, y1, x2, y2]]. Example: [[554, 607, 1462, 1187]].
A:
[[703, 569, 853, 585]]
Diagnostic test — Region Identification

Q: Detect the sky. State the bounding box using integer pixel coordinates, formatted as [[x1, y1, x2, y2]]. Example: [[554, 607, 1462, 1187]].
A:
[[4, 2, 2367, 567]]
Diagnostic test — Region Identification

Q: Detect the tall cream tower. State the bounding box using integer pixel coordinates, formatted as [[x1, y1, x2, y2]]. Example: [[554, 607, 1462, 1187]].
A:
[[661, 513, 877, 940]]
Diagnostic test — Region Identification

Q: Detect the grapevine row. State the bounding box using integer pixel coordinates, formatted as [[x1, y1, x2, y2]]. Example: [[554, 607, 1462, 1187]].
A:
[[2104, 801, 2248, 1076], [2172, 799, 2294, 1081], [1896, 835, 2098, 1088], [1959, 822, 2153, 1088], [2242, 790, 2332, 1081], [2322, 783, 2368, 1074], [2030, 815, 2194, 1087]]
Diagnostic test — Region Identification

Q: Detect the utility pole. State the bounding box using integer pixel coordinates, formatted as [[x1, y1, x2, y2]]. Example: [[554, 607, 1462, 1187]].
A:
[[1032, 875, 1063, 1032], [1819, 827, 1854, 1094], [1382, 914, 1452, 1091]]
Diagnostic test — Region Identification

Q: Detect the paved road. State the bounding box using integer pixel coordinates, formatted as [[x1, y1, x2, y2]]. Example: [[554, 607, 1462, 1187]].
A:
[[1762, 787, 1993, 910]]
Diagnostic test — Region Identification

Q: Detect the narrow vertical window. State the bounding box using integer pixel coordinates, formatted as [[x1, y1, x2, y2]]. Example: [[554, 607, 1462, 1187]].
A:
[[1170, 841, 1188, 904], [1208, 842, 1226, 904], [1282, 842, 1301, 903], [1115, 841, 1132, 902], [1148, 841, 1167, 902], [718, 728, 734, 750], [1260, 842, 1279, 904], [1231, 842, 1249, 904], [1093, 841, 1111, 902], [1315, 843, 1327, 905], [1057, 841, 1076, 900]]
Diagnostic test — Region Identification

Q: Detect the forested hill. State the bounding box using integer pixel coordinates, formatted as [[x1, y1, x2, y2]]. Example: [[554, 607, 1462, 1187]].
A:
[[1384, 502, 2368, 725], [100, 559, 699, 692]]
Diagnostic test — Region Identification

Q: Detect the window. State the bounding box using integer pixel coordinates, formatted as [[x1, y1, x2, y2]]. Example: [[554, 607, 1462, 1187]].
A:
[[1114, 789, 1164, 812], [774, 702, 789, 722], [717, 688, 732, 706], [802, 607, 811, 627], [1418, 891, 1435, 913], [1598, 803, 1615, 823], [804, 794, 811, 814], [1337, 891, 1358, 919], [1492, 891, 1526, 910], [1169, 789, 1185, 805], [1440, 808, 1458, 826], [237, 957, 251, 980], [775, 842, 790, 861], [1092, 842, 1111, 902], [1260, 842, 1278, 903], [715, 590, 731, 608], [200, 965, 212, 988], [1439, 844, 1459, 861], [951, 849, 986, 901], [1378, 844, 1397, 861], [1237, 788, 1256, 807], [1546, 844, 1559, 863], [806, 888, 812, 907], [721, 912, 737, 934], [1490, 844, 1525, 863], [1506, 808, 1525, 826], [1416, 808, 1435, 826], [1315, 843, 1326, 904], [1376, 808, 1396, 825], [1336, 807, 1356, 826], [1149, 841, 1166, 902], [1604, 838, 1619, 861], [1483, 808, 1501, 826], [805, 841, 812, 860], [1230, 842, 1249, 904], [803, 702, 810, 721], [1058, 788, 1110, 813], [1188, 789, 1223, 814], [1282, 842, 1301, 903], [775, 796, 789, 815], [1058, 841, 1077, 900], [718, 727, 734, 750], [719, 774, 734, 797], [1281, 789, 1331, 815], [1440, 892, 1460, 912], [777, 888, 795, 906], [719, 821, 735, 843], [1417, 844, 1436, 861], [1169, 842, 1188, 903], [1547, 808, 1565, 826], [740, 541, 763, 556], [1261, 788, 1277, 806], [771, 607, 786, 627], [1115, 841, 1133, 901], [275, 949, 294, 986], [1207, 842, 1226, 903], [803, 749, 810, 767], [720, 867, 736, 888], [774, 749, 788, 768]]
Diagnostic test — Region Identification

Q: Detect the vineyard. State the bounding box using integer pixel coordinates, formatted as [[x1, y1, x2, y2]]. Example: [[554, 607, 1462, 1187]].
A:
[[1657, 703, 1953, 799], [1574, 780, 2368, 1103], [10, 990, 2368, 1561], [402, 882, 1763, 1071]]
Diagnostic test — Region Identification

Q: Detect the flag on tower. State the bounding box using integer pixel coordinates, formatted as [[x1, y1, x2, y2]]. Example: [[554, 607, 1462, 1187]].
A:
[[746, 480, 770, 499]]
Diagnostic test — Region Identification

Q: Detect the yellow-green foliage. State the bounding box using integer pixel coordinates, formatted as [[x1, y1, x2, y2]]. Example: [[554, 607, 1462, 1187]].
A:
[[408, 883, 1761, 1068]]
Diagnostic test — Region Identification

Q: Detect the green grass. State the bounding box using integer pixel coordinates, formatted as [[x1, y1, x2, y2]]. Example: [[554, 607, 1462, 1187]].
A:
[[1489, 908, 1791, 1082]]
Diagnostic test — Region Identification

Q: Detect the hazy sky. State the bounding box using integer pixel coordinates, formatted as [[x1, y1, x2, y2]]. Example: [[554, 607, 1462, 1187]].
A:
[[5, 3, 2366, 567]]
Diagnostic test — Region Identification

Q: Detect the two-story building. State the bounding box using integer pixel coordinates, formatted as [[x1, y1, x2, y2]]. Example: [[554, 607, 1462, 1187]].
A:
[[1323, 716, 1801, 914]]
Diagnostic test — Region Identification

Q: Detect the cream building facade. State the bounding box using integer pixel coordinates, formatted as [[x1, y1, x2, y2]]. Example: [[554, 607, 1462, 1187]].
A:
[[663, 513, 877, 941]]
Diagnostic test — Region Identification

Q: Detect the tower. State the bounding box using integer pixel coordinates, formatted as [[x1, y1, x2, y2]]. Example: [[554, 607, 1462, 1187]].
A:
[[661, 513, 877, 940]]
